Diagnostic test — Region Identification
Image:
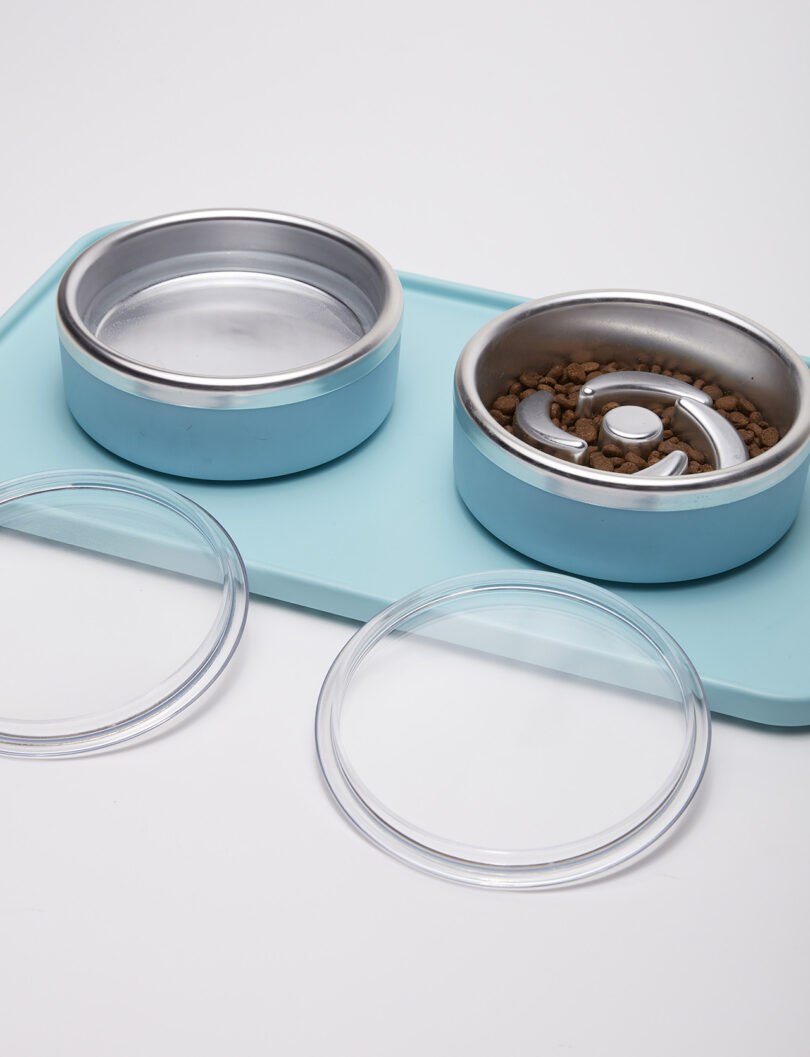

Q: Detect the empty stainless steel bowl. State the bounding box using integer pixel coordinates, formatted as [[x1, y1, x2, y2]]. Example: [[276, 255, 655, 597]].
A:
[[58, 210, 404, 479], [454, 291, 810, 581]]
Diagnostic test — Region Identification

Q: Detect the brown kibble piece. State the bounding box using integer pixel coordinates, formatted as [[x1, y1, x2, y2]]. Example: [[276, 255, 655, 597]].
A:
[[749, 444, 763, 458], [602, 443, 623, 458], [556, 393, 578, 410], [738, 395, 756, 413], [750, 411, 763, 424], [617, 461, 636, 474], [589, 452, 614, 471], [703, 384, 723, 402], [490, 409, 509, 426], [493, 395, 518, 414], [566, 363, 586, 384], [573, 418, 597, 442], [658, 438, 680, 455], [693, 379, 706, 389], [562, 409, 576, 426], [547, 365, 564, 381], [660, 406, 674, 426], [715, 395, 738, 412], [585, 370, 601, 381], [519, 371, 541, 388], [673, 372, 693, 384], [738, 428, 754, 443], [729, 411, 748, 427], [509, 381, 523, 396], [550, 402, 561, 419], [602, 402, 620, 413], [581, 361, 600, 373], [626, 451, 646, 467], [761, 427, 779, 447], [650, 364, 662, 374], [519, 388, 537, 401]]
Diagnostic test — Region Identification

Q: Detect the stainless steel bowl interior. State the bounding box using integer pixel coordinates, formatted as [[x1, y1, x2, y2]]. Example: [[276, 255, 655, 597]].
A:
[[58, 211, 403, 391], [456, 291, 810, 502], [476, 298, 796, 430]]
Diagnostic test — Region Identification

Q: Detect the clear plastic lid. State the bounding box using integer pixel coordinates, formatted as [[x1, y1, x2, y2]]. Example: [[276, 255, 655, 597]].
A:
[[0, 471, 247, 756], [316, 571, 710, 889]]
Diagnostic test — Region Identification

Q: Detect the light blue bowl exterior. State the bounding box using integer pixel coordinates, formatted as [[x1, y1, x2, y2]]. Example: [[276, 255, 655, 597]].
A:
[[61, 342, 400, 480], [454, 403, 810, 583]]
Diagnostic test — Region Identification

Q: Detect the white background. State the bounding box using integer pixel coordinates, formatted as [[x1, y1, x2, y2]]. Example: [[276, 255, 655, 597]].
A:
[[2, 1, 809, 1053]]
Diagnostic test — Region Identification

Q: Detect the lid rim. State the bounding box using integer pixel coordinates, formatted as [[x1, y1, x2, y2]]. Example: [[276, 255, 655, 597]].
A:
[[316, 570, 711, 889], [0, 470, 248, 757]]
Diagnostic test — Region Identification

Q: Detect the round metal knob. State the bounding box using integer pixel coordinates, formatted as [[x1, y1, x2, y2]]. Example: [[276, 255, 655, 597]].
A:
[[598, 405, 664, 457]]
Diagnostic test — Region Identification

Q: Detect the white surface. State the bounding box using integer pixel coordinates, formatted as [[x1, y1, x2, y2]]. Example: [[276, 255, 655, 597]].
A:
[[1, 1, 809, 1053]]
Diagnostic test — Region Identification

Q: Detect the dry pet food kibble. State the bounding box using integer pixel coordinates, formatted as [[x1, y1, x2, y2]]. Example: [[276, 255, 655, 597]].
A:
[[489, 357, 781, 474]]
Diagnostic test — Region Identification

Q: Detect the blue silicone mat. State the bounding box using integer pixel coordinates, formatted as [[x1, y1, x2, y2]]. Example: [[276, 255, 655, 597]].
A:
[[1, 227, 808, 725]]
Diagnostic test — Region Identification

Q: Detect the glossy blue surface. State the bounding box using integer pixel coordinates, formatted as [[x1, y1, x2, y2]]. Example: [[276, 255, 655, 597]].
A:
[[1, 229, 809, 724]]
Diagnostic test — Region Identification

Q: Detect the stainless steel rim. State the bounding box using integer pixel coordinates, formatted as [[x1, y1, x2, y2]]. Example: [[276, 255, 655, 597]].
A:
[[57, 210, 404, 410], [455, 289, 810, 511]]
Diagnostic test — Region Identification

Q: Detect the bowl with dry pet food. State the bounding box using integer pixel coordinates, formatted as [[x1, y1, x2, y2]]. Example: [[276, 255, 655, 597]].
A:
[[454, 290, 810, 581], [57, 210, 403, 479]]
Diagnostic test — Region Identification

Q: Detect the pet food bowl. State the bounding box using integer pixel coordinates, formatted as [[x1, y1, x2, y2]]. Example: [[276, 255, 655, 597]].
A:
[[57, 210, 403, 480], [454, 291, 810, 582]]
